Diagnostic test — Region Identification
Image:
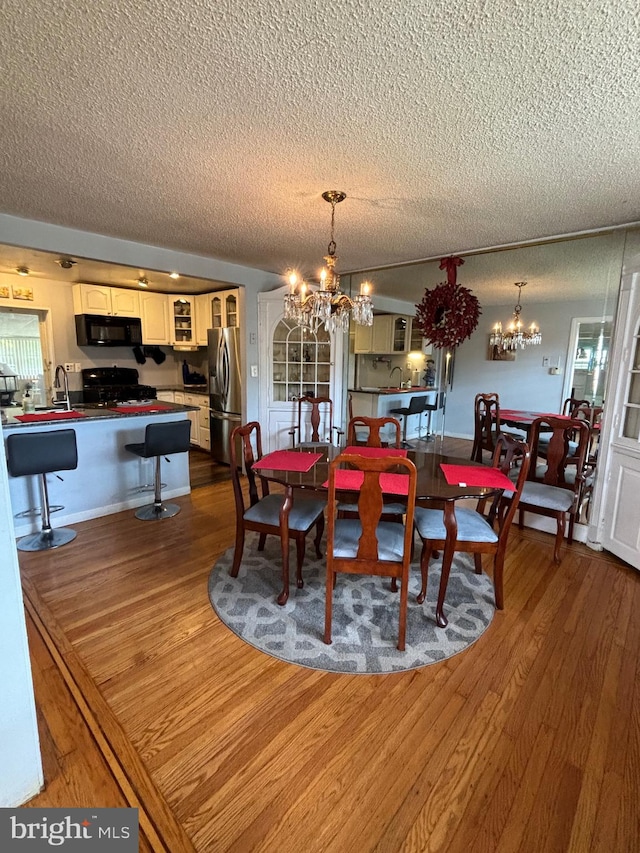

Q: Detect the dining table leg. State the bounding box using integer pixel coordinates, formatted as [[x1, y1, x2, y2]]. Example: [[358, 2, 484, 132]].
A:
[[276, 485, 294, 606], [435, 500, 458, 628]]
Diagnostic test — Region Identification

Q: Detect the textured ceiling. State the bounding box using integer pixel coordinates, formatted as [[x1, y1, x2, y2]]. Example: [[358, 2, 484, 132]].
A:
[[1, 0, 639, 298]]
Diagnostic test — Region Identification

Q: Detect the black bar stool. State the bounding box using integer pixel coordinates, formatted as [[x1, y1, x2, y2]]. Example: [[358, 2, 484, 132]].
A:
[[125, 419, 191, 520], [6, 428, 78, 551], [422, 391, 446, 441], [388, 396, 427, 447]]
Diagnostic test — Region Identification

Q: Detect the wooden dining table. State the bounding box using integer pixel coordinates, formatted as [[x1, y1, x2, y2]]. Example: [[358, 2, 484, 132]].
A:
[[252, 444, 505, 627]]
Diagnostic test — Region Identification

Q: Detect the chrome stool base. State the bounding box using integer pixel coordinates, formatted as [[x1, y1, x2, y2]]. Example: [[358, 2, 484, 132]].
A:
[[135, 501, 181, 521], [17, 527, 77, 552]]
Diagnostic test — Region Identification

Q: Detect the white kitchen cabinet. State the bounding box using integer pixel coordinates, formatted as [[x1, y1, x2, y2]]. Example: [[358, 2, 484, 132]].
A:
[[195, 294, 212, 345], [198, 399, 211, 450], [184, 391, 208, 446], [168, 295, 196, 346], [354, 314, 412, 354], [210, 289, 239, 329], [140, 291, 171, 345], [155, 390, 175, 403], [73, 283, 141, 317]]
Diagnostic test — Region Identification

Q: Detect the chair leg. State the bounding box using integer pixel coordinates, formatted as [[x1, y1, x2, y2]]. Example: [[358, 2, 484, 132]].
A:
[[417, 541, 432, 604], [230, 524, 245, 577], [398, 571, 408, 651], [473, 553, 483, 574], [295, 535, 305, 589], [313, 514, 324, 558], [553, 512, 567, 563], [324, 568, 334, 644], [257, 532, 267, 551], [493, 553, 505, 610]]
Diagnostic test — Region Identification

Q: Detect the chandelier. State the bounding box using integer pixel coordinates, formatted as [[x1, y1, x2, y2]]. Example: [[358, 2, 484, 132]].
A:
[[283, 190, 374, 334], [489, 281, 542, 351]]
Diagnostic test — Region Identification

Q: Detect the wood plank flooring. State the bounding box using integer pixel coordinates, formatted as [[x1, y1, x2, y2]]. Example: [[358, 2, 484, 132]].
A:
[[17, 440, 640, 851]]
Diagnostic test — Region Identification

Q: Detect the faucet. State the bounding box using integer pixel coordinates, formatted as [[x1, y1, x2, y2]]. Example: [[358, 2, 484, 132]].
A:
[[53, 364, 71, 411], [389, 366, 403, 388]]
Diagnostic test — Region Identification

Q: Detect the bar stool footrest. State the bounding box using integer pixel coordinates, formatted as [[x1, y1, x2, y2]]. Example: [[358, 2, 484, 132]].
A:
[[14, 504, 64, 519]]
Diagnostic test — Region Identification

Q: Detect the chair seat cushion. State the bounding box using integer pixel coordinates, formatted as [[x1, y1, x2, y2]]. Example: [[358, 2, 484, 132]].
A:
[[414, 506, 498, 544], [332, 519, 407, 561], [513, 481, 575, 512], [244, 493, 325, 531]]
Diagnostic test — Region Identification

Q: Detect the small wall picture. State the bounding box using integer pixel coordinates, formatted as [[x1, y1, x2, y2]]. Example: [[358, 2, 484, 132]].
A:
[[11, 285, 34, 301], [489, 343, 516, 361], [0, 286, 9, 298]]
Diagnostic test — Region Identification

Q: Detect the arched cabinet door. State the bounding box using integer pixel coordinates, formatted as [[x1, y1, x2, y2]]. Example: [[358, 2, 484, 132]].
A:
[[599, 234, 640, 569], [257, 286, 345, 454]]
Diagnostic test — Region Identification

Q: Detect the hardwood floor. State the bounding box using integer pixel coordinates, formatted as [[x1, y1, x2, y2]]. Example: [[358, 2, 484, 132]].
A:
[[17, 439, 640, 851]]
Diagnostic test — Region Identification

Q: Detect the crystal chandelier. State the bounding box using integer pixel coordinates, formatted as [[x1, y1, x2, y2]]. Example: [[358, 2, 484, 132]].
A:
[[284, 190, 374, 334], [489, 281, 542, 351]]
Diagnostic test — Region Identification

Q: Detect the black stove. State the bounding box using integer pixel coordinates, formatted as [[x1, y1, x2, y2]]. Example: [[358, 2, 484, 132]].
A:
[[81, 367, 157, 407]]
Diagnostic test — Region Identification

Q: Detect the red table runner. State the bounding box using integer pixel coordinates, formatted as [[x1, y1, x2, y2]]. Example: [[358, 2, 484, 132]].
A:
[[440, 464, 514, 490], [342, 445, 408, 458], [110, 403, 174, 414], [322, 469, 409, 496], [253, 450, 323, 473], [14, 410, 86, 422]]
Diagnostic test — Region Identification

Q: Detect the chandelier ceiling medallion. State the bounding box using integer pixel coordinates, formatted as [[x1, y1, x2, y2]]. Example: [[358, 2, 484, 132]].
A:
[[284, 190, 374, 334], [489, 281, 542, 351]]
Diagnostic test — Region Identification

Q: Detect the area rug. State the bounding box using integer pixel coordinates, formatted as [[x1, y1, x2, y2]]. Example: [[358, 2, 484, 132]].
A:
[[208, 535, 495, 674]]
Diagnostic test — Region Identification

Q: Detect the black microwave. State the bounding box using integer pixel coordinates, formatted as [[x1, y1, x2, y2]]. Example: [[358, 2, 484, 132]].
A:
[[75, 314, 143, 347]]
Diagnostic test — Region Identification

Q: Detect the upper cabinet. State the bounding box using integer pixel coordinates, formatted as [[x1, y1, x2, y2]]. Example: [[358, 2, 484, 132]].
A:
[[140, 291, 170, 345], [168, 295, 196, 346], [211, 289, 239, 329], [354, 314, 413, 354], [73, 283, 140, 317]]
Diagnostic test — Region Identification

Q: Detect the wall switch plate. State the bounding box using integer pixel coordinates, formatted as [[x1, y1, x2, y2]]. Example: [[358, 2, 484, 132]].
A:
[[249, 332, 257, 345], [250, 365, 258, 378], [542, 356, 550, 367], [74, 363, 81, 372]]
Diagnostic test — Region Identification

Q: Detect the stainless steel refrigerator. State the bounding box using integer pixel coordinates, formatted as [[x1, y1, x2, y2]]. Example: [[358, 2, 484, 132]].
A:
[[208, 327, 242, 464]]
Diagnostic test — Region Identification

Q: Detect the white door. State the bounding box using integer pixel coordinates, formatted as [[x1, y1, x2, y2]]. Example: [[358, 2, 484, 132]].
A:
[[258, 286, 345, 454], [597, 232, 640, 569]]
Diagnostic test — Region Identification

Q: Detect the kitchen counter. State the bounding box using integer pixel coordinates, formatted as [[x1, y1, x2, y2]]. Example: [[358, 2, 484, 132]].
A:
[[1, 400, 198, 429], [3, 403, 195, 537], [349, 387, 440, 440]]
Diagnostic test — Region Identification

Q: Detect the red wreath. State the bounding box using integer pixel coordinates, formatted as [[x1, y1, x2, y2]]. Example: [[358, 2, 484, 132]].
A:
[[414, 257, 482, 349]]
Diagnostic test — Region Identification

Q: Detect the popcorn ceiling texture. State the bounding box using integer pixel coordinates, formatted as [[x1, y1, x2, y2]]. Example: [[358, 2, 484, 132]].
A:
[[0, 0, 639, 277]]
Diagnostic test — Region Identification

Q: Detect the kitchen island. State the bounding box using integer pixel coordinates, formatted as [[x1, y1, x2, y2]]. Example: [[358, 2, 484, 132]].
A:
[[349, 386, 440, 441], [2, 402, 197, 537]]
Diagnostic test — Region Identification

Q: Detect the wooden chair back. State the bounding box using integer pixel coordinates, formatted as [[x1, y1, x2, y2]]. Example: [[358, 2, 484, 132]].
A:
[[562, 397, 590, 417], [528, 416, 590, 489], [289, 395, 342, 447], [347, 416, 402, 448], [229, 420, 268, 515], [471, 392, 500, 462], [325, 453, 417, 650]]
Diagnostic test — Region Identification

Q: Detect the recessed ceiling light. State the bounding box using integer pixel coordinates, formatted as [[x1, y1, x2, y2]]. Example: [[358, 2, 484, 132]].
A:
[[169, 271, 180, 279], [137, 277, 149, 287], [16, 266, 29, 276]]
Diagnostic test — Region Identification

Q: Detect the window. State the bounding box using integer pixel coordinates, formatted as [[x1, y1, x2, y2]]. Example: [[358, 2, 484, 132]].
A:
[[0, 308, 46, 403]]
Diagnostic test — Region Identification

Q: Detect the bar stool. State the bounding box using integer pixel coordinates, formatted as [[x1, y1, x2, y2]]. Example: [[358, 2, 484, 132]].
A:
[[422, 391, 445, 441], [388, 396, 427, 447], [125, 419, 191, 520], [6, 428, 78, 551]]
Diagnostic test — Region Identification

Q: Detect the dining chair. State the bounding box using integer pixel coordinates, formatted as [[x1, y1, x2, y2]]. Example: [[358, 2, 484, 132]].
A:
[[347, 415, 402, 448], [470, 392, 500, 462], [289, 394, 344, 448], [515, 415, 591, 562], [339, 417, 406, 521], [414, 433, 530, 617], [562, 397, 590, 417], [229, 421, 326, 588], [324, 453, 417, 650]]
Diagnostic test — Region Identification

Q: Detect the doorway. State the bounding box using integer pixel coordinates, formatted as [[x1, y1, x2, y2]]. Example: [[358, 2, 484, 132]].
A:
[[563, 316, 612, 406]]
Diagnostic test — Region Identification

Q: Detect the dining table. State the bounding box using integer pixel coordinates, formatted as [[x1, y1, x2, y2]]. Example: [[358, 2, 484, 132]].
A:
[[252, 444, 507, 627]]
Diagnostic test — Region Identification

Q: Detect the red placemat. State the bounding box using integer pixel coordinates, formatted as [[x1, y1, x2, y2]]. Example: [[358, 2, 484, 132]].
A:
[[14, 410, 86, 422], [440, 464, 514, 490], [253, 450, 323, 473], [342, 445, 408, 458], [110, 404, 174, 414], [322, 469, 409, 495]]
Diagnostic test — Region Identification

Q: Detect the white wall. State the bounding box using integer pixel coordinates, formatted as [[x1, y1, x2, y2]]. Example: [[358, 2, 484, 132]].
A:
[[0, 444, 43, 806]]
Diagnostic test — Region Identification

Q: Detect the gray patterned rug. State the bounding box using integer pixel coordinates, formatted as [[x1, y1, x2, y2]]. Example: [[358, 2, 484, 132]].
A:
[[208, 535, 495, 674]]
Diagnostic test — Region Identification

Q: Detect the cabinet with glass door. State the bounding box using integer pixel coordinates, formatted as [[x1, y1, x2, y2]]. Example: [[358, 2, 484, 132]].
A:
[[272, 319, 331, 402], [169, 296, 195, 345]]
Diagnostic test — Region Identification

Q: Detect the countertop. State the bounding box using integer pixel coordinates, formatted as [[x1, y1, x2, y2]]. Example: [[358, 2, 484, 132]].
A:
[[1, 401, 198, 430], [349, 386, 437, 395]]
